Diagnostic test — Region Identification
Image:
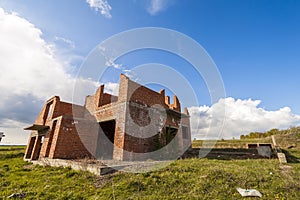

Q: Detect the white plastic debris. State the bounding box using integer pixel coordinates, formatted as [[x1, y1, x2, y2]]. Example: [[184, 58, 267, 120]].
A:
[[7, 192, 27, 199], [237, 188, 262, 198]]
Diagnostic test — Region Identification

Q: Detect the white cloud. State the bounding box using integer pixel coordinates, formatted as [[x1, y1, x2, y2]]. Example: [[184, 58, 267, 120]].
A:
[[86, 0, 112, 18], [0, 8, 98, 144], [189, 97, 300, 139], [54, 36, 75, 49], [98, 45, 123, 69], [147, 0, 173, 15], [1, 126, 30, 145], [0, 119, 30, 145], [105, 58, 122, 69], [103, 82, 119, 96], [52, 36, 84, 72], [0, 8, 97, 103], [0, 8, 68, 101]]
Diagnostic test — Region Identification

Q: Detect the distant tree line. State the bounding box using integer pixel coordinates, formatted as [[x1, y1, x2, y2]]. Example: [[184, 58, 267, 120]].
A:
[[240, 126, 300, 139]]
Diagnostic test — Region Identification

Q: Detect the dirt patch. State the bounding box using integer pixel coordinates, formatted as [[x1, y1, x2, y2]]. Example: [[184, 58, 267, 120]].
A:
[[279, 164, 293, 182], [94, 175, 112, 188], [279, 164, 293, 172], [23, 164, 35, 170], [75, 159, 105, 166]]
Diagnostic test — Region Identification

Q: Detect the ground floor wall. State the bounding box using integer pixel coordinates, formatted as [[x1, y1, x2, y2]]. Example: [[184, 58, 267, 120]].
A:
[[25, 102, 191, 161]]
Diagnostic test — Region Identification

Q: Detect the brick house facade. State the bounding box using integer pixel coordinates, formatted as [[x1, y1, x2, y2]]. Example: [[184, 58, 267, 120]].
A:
[[24, 74, 191, 161]]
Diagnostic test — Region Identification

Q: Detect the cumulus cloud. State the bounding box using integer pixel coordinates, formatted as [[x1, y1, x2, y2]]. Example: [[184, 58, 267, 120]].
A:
[[103, 82, 119, 96], [0, 8, 98, 143], [1, 8, 71, 102], [189, 97, 300, 139], [86, 0, 112, 18], [147, 0, 173, 15]]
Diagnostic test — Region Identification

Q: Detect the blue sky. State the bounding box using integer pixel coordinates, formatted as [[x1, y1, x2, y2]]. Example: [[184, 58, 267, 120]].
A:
[[1, 0, 300, 143]]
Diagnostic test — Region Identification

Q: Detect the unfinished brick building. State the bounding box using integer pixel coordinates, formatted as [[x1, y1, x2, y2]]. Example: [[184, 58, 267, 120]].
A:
[[24, 74, 191, 161]]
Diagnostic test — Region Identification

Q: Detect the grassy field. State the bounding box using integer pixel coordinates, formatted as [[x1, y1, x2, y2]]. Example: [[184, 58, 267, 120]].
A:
[[0, 145, 299, 199]]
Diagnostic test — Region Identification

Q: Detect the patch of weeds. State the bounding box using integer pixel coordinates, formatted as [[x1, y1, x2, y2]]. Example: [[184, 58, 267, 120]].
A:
[[65, 170, 78, 178], [59, 191, 86, 200], [3, 164, 10, 171], [127, 180, 145, 192], [1, 180, 10, 187], [141, 172, 151, 178]]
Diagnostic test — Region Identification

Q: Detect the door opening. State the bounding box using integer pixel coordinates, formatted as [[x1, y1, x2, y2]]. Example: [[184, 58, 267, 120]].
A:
[[96, 120, 116, 159], [45, 120, 57, 158]]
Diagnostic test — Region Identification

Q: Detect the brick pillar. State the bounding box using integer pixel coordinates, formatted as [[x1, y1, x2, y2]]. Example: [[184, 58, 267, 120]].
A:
[[173, 95, 181, 112], [95, 85, 104, 107], [24, 136, 36, 159], [165, 96, 170, 105], [31, 135, 42, 160], [118, 74, 129, 102], [177, 126, 184, 154], [112, 121, 125, 160]]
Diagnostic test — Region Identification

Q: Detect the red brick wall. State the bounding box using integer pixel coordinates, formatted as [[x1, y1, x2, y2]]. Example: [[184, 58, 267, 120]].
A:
[[48, 117, 92, 159], [128, 80, 166, 107], [102, 93, 118, 105], [25, 73, 191, 161]]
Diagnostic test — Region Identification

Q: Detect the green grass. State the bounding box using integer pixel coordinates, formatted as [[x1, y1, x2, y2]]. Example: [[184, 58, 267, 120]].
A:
[[0, 146, 300, 199]]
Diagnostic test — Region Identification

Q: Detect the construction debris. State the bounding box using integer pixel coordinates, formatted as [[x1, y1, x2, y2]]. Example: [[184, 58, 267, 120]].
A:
[[277, 153, 287, 164], [237, 188, 262, 198], [7, 192, 27, 199]]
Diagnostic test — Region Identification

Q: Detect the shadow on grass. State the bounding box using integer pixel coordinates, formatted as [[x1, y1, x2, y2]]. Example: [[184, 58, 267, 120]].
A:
[[281, 149, 300, 163]]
